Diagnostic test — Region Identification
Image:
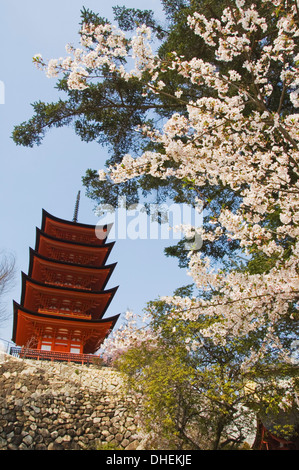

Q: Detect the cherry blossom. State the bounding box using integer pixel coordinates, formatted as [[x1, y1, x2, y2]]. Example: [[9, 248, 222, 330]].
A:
[[37, 0, 299, 380]]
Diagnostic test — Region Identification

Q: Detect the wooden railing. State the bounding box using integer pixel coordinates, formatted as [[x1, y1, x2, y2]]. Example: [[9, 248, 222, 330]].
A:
[[9, 347, 96, 365]]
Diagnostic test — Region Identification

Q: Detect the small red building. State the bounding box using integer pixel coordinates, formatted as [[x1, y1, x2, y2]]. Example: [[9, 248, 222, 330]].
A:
[[12, 207, 119, 363], [253, 411, 299, 450]]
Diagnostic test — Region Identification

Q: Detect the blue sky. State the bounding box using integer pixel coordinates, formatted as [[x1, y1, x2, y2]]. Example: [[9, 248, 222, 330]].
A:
[[0, 0, 192, 345]]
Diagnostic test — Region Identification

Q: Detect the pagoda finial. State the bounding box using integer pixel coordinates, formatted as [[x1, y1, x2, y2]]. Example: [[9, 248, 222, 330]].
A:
[[73, 191, 81, 223]]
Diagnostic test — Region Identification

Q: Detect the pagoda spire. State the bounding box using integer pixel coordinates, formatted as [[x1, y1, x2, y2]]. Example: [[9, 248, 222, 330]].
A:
[[73, 191, 81, 223]]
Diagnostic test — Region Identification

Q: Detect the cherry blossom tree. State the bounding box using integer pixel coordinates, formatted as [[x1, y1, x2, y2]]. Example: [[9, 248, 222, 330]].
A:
[[29, 0, 299, 446]]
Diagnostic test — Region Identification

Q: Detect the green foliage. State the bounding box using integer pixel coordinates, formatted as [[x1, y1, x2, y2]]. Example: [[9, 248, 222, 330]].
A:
[[12, 99, 75, 147], [91, 356, 105, 368], [116, 342, 201, 449], [12, 1, 287, 271], [96, 441, 122, 450], [113, 5, 167, 40], [114, 294, 299, 450]]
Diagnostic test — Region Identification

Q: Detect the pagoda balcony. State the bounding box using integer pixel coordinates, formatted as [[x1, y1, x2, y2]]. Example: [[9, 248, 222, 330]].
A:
[[44, 281, 92, 291], [10, 346, 97, 365], [37, 307, 92, 319]]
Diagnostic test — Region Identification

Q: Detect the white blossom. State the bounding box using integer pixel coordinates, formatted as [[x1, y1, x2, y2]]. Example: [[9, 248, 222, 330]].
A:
[[38, 1, 299, 385]]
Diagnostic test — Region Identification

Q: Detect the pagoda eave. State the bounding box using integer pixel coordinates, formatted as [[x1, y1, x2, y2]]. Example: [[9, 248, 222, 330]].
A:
[[21, 272, 119, 298], [35, 228, 116, 250], [41, 209, 112, 232], [12, 302, 119, 353], [28, 248, 117, 291], [20, 273, 118, 319], [28, 247, 117, 273], [41, 209, 113, 246], [35, 229, 115, 267]]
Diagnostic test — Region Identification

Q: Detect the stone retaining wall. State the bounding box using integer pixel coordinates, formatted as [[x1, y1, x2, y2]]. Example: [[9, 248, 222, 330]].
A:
[[0, 354, 145, 450]]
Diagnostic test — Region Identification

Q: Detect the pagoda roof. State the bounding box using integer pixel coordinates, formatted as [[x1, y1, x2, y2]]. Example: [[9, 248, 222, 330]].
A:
[[12, 302, 119, 353], [28, 248, 117, 291], [41, 209, 112, 246], [35, 229, 115, 267], [20, 273, 118, 320]]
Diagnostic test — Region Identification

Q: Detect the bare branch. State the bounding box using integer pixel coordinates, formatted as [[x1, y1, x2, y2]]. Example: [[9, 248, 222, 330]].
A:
[[0, 253, 15, 325]]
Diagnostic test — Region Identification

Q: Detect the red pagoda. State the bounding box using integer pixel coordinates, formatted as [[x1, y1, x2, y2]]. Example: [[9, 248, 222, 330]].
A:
[[12, 195, 119, 363]]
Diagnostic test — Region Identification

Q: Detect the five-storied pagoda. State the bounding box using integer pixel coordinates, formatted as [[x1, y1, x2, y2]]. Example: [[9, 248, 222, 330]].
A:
[[12, 192, 119, 363]]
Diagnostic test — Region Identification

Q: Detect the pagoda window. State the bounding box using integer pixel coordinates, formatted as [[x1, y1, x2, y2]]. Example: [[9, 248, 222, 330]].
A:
[[61, 300, 71, 312], [54, 342, 68, 351], [50, 298, 58, 309], [75, 276, 85, 289], [57, 328, 68, 335], [73, 301, 83, 313], [53, 273, 63, 285], [44, 270, 62, 285], [46, 296, 58, 310], [41, 333, 53, 351], [54, 328, 69, 351], [65, 274, 74, 286]]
